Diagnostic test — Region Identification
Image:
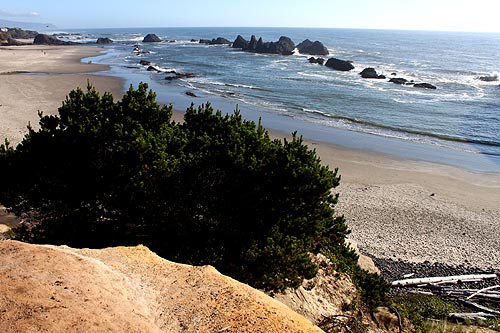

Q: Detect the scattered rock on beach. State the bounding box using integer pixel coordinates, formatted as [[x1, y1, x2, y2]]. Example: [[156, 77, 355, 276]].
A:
[[296, 39, 329, 56], [360, 67, 385, 79], [325, 58, 354, 71], [142, 34, 161, 43]]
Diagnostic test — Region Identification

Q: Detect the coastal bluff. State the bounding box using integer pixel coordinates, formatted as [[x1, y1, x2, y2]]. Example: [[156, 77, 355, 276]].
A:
[[0, 240, 322, 332], [0, 240, 395, 333]]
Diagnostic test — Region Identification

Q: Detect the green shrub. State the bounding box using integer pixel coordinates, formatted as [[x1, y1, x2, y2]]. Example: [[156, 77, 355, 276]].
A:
[[393, 294, 458, 331], [0, 83, 354, 292], [322, 245, 391, 309]]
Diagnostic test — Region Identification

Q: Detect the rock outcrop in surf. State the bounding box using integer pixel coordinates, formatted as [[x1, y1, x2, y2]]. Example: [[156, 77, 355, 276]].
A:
[[142, 34, 161, 43], [296, 39, 329, 56], [33, 34, 78, 45], [325, 58, 354, 71], [232, 35, 296, 55], [360, 68, 386, 79]]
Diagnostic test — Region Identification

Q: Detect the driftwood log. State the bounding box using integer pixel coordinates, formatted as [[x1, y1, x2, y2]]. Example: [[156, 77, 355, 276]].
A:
[[462, 301, 500, 316], [391, 274, 497, 287], [448, 312, 496, 321]]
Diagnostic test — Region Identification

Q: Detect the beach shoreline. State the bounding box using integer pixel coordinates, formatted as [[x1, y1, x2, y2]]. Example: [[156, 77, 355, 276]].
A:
[[1, 45, 499, 271], [0, 45, 125, 146]]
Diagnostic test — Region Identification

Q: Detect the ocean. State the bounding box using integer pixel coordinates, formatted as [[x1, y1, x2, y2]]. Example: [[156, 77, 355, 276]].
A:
[[59, 27, 500, 171]]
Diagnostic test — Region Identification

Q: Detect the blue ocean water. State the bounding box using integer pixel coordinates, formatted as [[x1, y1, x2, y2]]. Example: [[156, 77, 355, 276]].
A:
[[62, 27, 500, 169]]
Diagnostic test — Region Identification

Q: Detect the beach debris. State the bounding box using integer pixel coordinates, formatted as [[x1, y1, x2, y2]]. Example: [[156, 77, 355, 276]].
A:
[[392, 273, 497, 287], [448, 312, 496, 321], [462, 300, 500, 316], [393, 273, 500, 322]]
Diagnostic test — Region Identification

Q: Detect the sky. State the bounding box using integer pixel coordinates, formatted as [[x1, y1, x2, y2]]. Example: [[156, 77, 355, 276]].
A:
[[1, 0, 500, 32]]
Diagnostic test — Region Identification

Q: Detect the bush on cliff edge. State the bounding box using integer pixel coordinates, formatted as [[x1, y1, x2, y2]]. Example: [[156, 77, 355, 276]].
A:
[[0, 83, 371, 293]]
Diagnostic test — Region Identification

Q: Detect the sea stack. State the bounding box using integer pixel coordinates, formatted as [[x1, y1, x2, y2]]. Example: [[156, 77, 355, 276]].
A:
[[143, 34, 161, 43], [296, 39, 329, 56]]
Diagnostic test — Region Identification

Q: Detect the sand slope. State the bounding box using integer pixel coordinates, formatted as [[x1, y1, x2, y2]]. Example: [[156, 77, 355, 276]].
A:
[[0, 240, 323, 333]]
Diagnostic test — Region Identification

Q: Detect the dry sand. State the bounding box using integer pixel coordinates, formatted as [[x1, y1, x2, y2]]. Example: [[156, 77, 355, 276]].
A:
[[0, 45, 124, 145], [310, 140, 500, 270], [1, 45, 499, 272]]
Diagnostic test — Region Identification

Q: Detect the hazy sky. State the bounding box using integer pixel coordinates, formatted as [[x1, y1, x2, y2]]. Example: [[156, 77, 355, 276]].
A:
[[1, 0, 500, 32]]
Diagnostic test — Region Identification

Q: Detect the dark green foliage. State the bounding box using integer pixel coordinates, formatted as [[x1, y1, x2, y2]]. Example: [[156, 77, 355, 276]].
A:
[[393, 294, 458, 331], [323, 245, 391, 309], [0, 83, 351, 292], [352, 268, 391, 310]]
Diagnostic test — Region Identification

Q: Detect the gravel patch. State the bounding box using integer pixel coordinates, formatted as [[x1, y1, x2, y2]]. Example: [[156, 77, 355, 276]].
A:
[[337, 183, 500, 271]]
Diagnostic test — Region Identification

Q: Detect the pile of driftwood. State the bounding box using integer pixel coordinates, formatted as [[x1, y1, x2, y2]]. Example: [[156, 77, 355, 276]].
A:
[[392, 274, 500, 322]]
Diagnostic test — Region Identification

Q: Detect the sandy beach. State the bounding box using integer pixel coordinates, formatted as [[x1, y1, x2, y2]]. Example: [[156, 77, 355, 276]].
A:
[[1, 45, 499, 271], [0, 45, 125, 145]]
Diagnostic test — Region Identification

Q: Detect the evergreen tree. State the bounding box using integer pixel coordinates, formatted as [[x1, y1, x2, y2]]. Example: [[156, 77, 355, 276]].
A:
[[0, 83, 352, 291]]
